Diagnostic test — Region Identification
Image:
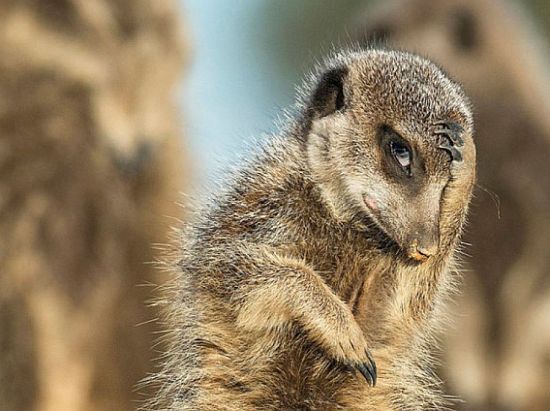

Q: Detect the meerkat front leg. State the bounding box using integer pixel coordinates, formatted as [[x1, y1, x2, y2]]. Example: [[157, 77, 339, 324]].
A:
[[235, 251, 377, 386]]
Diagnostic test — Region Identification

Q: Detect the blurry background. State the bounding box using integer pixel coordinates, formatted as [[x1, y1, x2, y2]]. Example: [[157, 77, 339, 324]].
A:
[[181, 0, 364, 182], [2, 1, 550, 411], [181, 0, 550, 181]]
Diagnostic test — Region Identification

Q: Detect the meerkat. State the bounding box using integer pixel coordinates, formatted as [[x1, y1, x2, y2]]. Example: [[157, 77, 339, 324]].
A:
[[356, 0, 550, 409], [0, 1, 187, 411], [150, 48, 476, 411]]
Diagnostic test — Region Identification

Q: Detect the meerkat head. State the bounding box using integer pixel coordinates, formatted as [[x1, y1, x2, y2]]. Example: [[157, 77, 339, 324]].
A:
[[304, 49, 475, 262]]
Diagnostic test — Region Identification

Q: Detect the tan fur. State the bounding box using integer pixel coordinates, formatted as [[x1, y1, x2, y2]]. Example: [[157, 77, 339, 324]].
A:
[[356, 1, 550, 409], [151, 49, 476, 410], [0, 1, 187, 411]]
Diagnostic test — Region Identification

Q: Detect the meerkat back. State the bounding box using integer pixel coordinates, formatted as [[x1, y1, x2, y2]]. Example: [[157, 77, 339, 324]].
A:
[[356, 0, 550, 409], [151, 49, 476, 411]]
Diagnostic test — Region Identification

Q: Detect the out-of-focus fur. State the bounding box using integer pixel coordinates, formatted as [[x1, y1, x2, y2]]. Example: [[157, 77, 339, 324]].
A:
[[0, 1, 187, 411], [357, 0, 550, 409], [150, 49, 476, 411]]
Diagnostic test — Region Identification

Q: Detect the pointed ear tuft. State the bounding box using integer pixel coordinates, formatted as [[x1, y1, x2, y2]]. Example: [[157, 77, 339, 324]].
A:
[[309, 66, 348, 119]]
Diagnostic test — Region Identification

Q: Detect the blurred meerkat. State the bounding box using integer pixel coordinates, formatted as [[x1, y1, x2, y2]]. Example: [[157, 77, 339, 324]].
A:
[[0, 1, 188, 411], [357, 0, 550, 409], [150, 49, 476, 411]]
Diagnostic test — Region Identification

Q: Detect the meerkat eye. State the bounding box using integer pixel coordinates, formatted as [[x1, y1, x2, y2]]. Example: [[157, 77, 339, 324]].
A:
[[390, 141, 412, 170]]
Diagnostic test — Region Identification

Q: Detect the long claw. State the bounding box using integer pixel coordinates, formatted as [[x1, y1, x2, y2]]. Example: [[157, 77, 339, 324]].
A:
[[354, 349, 377, 387], [365, 349, 377, 386], [434, 120, 464, 131], [434, 121, 465, 146], [356, 363, 375, 386], [438, 140, 463, 162], [434, 129, 464, 146], [433, 120, 465, 162]]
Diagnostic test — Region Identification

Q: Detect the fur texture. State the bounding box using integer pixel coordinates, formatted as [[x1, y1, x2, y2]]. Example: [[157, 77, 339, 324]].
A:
[[356, 1, 550, 409], [151, 49, 476, 411]]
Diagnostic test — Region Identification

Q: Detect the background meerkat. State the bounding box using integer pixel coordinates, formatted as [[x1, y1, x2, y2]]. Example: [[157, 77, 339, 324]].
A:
[[0, 1, 188, 411], [356, 0, 550, 409], [150, 48, 476, 411]]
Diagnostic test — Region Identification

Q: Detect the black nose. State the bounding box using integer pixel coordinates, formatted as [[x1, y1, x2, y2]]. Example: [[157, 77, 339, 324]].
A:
[[416, 242, 438, 258], [407, 241, 437, 262], [406, 229, 439, 262]]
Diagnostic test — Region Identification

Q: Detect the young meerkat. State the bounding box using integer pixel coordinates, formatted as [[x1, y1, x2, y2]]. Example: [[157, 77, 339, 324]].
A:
[[152, 49, 476, 411]]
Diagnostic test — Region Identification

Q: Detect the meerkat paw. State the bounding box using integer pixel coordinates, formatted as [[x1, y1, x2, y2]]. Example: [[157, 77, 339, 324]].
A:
[[333, 322, 377, 386], [434, 120, 464, 162]]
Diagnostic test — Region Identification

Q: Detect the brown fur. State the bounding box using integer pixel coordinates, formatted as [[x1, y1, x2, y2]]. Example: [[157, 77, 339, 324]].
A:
[[356, 1, 550, 409], [0, 1, 187, 410], [151, 49, 476, 411]]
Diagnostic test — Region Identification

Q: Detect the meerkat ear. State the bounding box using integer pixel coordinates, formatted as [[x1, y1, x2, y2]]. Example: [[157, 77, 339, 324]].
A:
[[309, 66, 348, 119]]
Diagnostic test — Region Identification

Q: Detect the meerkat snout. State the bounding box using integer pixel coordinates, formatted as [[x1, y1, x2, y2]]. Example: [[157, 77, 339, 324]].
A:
[[408, 231, 439, 262]]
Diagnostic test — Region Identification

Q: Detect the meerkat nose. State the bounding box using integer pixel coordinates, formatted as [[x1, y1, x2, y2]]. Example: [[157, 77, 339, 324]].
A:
[[417, 244, 438, 259], [408, 239, 438, 262]]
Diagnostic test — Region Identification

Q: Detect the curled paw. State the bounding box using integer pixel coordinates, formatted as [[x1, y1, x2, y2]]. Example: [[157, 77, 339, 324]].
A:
[[335, 327, 377, 386], [433, 120, 464, 162]]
